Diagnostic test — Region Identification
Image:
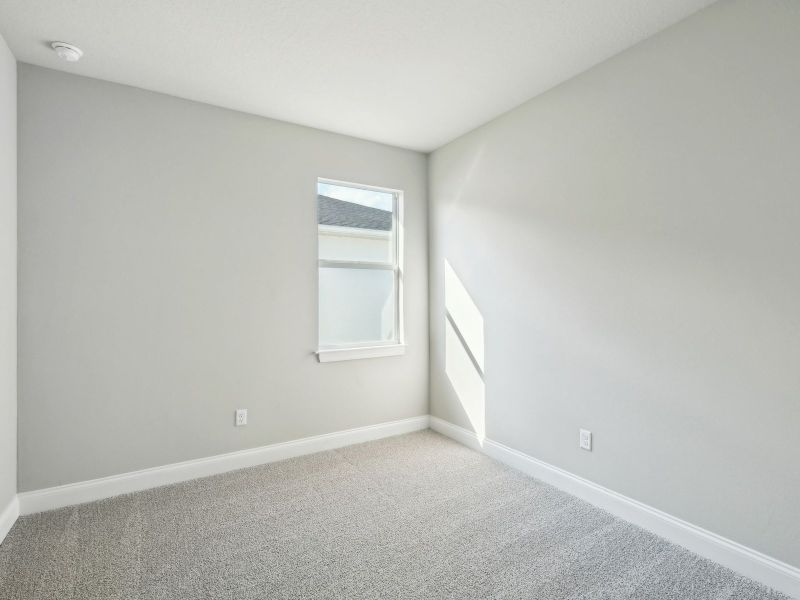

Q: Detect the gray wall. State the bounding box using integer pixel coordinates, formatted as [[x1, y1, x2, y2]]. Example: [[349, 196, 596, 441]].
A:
[[429, 0, 800, 568], [0, 34, 16, 511], [18, 65, 428, 491]]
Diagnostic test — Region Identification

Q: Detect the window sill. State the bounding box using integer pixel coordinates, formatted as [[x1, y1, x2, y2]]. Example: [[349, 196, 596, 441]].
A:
[[317, 344, 406, 363]]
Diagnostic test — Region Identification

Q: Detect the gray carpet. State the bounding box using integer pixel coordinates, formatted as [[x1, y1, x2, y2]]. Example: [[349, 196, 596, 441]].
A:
[[0, 430, 789, 599]]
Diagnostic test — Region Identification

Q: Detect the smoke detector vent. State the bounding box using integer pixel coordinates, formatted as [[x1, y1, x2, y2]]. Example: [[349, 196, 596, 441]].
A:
[[51, 42, 83, 63]]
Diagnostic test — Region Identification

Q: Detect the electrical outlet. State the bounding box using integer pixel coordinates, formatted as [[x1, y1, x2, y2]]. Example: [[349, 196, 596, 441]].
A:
[[579, 429, 592, 451], [235, 409, 248, 427]]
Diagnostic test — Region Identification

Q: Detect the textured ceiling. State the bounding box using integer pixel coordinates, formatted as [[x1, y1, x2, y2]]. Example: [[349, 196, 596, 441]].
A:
[[0, 0, 716, 151]]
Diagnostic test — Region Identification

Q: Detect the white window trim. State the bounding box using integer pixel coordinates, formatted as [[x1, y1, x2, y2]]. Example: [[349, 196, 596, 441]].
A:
[[317, 178, 404, 362], [317, 344, 406, 363]]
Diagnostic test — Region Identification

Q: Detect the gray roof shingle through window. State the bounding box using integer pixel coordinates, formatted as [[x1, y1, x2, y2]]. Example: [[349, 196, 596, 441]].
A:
[[317, 195, 392, 231]]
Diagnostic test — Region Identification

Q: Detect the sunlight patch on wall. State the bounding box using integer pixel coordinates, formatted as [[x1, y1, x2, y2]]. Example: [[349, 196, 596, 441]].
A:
[[444, 260, 485, 441]]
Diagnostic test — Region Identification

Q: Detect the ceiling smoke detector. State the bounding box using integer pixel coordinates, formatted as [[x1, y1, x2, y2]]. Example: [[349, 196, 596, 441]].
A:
[[51, 42, 83, 62]]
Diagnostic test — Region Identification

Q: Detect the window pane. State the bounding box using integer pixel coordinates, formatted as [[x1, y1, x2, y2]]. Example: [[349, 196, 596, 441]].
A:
[[318, 183, 394, 263], [319, 267, 396, 347]]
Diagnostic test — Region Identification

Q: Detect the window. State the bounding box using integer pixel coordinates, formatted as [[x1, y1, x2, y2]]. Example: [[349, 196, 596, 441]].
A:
[[317, 179, 404, 362]]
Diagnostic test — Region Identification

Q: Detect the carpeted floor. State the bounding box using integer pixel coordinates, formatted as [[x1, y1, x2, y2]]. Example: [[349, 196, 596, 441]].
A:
[[0, 430, 790, 599]]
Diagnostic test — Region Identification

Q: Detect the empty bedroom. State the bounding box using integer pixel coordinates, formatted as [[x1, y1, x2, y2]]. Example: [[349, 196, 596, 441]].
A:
[[0, 1, 798, 598]]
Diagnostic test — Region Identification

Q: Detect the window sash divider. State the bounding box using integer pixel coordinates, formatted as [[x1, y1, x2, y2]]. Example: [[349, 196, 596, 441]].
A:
[[318, 259, 396, 271]]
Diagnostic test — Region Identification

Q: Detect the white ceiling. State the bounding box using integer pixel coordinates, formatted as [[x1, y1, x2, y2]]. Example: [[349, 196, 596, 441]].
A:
[[0, 0, 715, 152]]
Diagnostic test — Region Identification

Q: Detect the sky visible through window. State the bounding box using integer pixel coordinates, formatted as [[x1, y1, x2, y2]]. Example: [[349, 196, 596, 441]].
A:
[[318, 182, 393, 212]]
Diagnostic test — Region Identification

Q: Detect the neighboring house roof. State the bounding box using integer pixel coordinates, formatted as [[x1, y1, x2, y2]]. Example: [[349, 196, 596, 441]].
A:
[[318, 195, 392, 231]]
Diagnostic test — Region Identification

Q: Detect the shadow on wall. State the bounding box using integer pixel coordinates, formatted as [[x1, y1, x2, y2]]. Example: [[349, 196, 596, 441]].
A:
[[444, 259, 485, 442]]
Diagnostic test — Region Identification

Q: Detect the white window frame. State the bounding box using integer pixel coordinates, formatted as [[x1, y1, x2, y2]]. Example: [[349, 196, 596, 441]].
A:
[[316, 178, 405, 363]]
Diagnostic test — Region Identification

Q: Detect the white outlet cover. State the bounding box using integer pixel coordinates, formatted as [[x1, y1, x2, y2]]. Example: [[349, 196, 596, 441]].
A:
[[235, 409, 248, 427], [580, 429, 592, 451]]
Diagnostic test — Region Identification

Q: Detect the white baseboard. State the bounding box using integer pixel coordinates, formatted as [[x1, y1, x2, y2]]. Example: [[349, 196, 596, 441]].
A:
[[0, 495, 19, 546], [18, 415, 430, 516], [430, 416, 800, 600]]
